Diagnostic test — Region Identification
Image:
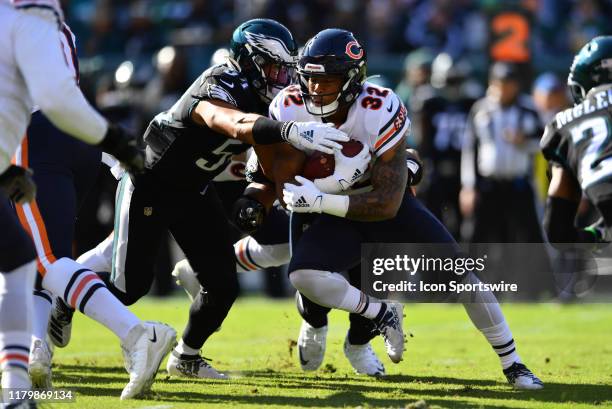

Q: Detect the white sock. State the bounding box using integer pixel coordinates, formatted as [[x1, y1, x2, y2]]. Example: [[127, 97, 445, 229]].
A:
[[82, 288, 141, 342], [32, 289, 52, 341], [76, 234, 113, 272], [0, 261, 36, 392], [289, 269, 383, 318], [234, 237, 290, 272], [479, 321, 521, 369], [43, 258, 140, 342], [175, 339, 199, 356]]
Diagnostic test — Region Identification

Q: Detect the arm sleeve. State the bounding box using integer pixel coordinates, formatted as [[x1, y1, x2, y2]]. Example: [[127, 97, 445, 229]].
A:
[[13, 12, 107, 145]]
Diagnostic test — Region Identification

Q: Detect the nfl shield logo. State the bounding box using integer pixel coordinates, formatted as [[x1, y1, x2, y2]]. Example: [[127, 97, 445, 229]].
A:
[[144, 207, 153, 216]]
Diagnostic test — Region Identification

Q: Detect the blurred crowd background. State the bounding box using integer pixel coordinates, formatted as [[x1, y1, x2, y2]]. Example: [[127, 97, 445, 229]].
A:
[[63, 0, 612, 298]]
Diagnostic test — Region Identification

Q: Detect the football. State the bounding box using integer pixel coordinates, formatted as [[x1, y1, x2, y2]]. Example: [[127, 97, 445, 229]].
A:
[[302, 139, 364, 180]]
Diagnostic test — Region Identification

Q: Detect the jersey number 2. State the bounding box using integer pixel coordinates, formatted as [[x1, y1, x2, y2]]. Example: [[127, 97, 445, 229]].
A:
[[570, 116, 612, 189]]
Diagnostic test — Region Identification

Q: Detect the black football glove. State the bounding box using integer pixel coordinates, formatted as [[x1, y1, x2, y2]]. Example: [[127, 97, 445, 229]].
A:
[[98, 123, 144, 174], [0, 165, 37, 204], [231, 195, 266, 235], [406, 148, 424, 186]]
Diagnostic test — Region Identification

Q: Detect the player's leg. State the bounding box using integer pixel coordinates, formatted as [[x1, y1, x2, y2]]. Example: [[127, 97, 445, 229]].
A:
[[167, 186, 237, 379], [45, 174, 176, 398], [0, 198, 37, 404], [382, 191, 543, 389], [344, 265, 384, 376], [173, 203, 291, 300], [288, 213, 405, 364]]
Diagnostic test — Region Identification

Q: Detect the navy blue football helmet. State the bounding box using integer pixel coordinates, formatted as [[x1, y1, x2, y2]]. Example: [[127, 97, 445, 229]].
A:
[[297, 29, 367, 117]]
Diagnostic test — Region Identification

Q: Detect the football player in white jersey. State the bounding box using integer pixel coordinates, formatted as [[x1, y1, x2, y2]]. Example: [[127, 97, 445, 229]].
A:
[[0, 1, 176, 403], [274, 29, 543, 388]]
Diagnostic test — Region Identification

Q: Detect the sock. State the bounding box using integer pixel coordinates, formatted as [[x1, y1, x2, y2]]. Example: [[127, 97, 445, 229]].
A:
[[43, 258, 140, 342], [344, 286, 383, 320], [32, 289, 52, 341], [175, 339, 199, 356], [0, 261, 36, 394], [76, 234, 113, 272], [234, 237, 290, 273], [479, 321, 521, 369]]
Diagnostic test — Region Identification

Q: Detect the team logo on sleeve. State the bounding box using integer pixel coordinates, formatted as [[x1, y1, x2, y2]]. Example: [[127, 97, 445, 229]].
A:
[[345, 41, 363, 60], [206, 84, 237, 106]]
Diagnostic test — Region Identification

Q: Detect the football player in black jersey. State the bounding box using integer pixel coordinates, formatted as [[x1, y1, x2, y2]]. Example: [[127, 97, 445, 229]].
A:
[[541, 36, 612, 246], [413, 53, 475, 238], [69, 19, 350, 379]]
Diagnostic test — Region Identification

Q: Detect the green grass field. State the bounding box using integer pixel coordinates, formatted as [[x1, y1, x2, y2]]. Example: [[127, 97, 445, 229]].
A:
[[48, 297, 612, 409]]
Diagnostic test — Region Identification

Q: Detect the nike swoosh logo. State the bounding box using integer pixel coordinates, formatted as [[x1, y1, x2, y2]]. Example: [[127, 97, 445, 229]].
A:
[[298, 347, 309, 366], [387, 99, 394, 113], [149, 327, 157, 343], [219, 79, 234, 88]]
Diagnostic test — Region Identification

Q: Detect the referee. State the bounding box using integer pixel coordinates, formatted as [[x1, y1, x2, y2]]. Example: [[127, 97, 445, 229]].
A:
[[460, 62, 544, 243]]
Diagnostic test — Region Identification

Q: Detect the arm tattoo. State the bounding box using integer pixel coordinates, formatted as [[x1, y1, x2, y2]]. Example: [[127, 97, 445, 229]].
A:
[[346, 142, 408, 221]]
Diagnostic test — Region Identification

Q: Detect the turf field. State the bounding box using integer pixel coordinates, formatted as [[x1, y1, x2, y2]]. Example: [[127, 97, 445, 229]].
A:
[[49, 297, 612, 409]]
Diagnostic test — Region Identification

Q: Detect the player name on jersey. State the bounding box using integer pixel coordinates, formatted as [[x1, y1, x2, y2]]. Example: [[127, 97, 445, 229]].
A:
[[555, 88, 612, 128]]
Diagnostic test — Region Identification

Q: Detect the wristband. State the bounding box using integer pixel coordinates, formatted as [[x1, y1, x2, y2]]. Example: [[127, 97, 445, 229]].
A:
[[252, 117, 293, 145], [321, 194, 349, 217]]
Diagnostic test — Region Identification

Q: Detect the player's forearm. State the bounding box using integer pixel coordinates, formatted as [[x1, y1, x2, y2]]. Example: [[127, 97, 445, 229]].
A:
[[39, 80, 108, 144], [338, 145, 408, 221]]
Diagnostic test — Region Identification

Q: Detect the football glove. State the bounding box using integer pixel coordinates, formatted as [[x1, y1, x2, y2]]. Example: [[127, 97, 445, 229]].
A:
[[98, 123, 144, 174], [0, 165, 36, 204], [283, 176, 324, 213], [285, 121, 349, 154], [314, 143, 371, 193], [231, 195, 266, 235]]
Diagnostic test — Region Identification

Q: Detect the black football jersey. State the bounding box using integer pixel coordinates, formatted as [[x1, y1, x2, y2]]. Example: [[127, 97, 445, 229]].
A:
[[142, 63, 268, 191], [541, 84, 612, 203], [416, 96, 474, 178]]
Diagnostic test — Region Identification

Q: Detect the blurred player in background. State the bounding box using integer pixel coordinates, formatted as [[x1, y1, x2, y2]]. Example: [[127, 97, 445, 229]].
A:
[[0, 0, 176, 403]]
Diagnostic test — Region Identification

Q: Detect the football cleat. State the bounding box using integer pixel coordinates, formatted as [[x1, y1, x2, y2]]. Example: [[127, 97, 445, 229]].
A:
[[166, 351, 228, 379], [48, 296, 74, 348], [343, 335, 385, 376], [171, 259, 200, 301], [297, 320, 327, 371], [374, 302, 404, 363], [120, 322, 176, 400], [503, 362, 544, 390], [29, 338, 52, 389]]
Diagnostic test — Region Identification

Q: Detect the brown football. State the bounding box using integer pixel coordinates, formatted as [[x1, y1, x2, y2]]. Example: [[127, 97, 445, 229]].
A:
[[302, 139, 364, 180]]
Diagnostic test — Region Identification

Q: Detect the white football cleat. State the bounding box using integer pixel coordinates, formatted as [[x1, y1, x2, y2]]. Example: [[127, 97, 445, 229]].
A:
[[297, 320, 327, 371], [374, 302, 404, 363], [343, 336, 385, 376], [172, 259, 200, 301], [503, 362, 544, 390], [166, 351, 228, 379], [29, 338, 53, 389], [120, 322, 176, 400]]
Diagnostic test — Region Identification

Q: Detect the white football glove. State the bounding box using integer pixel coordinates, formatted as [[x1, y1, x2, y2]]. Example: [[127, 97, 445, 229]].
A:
[[283, 176, 324, 213], [283, 176, 350, 217], [314, 143, 371, 193], [286, 122, 349, 154]]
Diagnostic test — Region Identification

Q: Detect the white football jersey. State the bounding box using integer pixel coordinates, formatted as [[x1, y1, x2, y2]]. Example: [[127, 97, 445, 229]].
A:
[[0, 3, 106, 174], [270, 82, 409, 157], [269, 81, 410, 190]]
